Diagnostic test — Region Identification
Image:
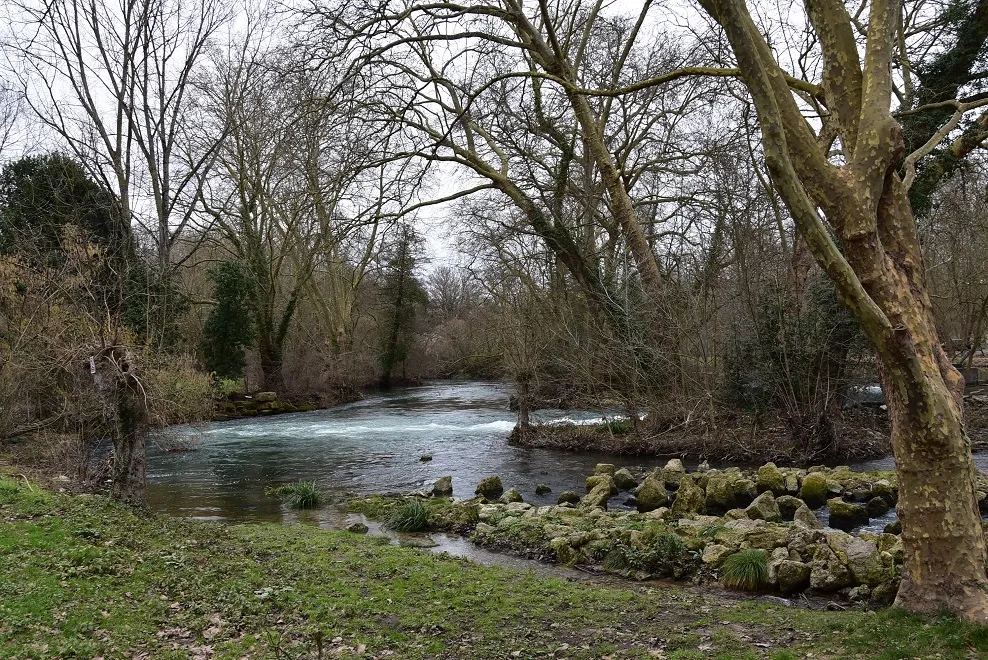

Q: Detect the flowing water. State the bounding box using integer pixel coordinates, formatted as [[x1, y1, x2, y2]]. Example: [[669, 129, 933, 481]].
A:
[[146, 380, 986, 536], [147, 381, 664, 523]]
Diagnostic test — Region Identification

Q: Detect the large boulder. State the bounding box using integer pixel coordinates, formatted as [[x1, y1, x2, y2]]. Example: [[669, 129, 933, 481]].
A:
[[499, 488, 523, 504], [799, 472, 830, 508], [254, 391, 278, 403], [704, 472, 736, 514], [557, 491, 581, 505], [594, 463, 617, 476], [776, 495, 805, 521], [670, 475, 706, 517], [635, 473, 669, 513], [535, 483, 551, 495], [580, 475, 616, 510], [662, 459, 686, 489], [745, 491, 782, 522], [827, 498, 869, 532], [845, 538, 886, 586], [793, 504, 824, 529], [809, 546, 854, 591], [731, 478, 758, 507], [431, 476, 453, 497], [866, 496, 890, 518], [776, 560, 812, 593], [756, 463, 786, 495], [475, 475, 504, 500], [613, 468, 638, 490]]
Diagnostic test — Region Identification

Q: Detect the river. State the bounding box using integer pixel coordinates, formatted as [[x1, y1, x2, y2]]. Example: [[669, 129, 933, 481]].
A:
[[146, 380, 986, 535], [147, 380, 667, 522]]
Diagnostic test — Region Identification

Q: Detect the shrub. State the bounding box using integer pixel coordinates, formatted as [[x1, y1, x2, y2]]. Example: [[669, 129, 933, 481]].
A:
[[386, 498, 430, 532], [603, 531, 693, 578], [721, 549, 769, 591], [269, 481, 322, 509]]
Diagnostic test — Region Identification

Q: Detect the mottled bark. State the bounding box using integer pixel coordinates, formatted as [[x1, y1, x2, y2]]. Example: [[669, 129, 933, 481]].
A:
[[698, 0, 988, 621]]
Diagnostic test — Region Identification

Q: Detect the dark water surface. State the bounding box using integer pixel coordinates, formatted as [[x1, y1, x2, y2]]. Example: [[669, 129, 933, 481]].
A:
[[147, 381, 665, 523]]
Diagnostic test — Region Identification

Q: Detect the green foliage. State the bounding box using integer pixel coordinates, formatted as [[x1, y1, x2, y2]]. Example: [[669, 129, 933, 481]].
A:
[[214, 377, 246, 396], [603, 531, 693, 578], [721, 549, 769, 592], [597, 419, 633, 435], [0, 153, 124, 262], [377, 224, 428, 387], [201, 260, 256, 380], [268, 480, 322, 509], [386, 498, 430, 532]]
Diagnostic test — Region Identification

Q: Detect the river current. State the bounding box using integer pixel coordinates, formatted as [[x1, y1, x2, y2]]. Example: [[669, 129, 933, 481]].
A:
[[147, 379, 985, 535], [147, 381, 666, 522]]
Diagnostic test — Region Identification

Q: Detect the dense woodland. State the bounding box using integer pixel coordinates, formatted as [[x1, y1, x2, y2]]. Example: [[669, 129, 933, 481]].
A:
[[2, 0, 988, 620]]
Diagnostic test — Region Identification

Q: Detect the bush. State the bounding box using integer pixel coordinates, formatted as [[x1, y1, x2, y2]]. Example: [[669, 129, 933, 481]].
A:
[[721, 549, 769, 591], [269, 481, 322, 509], [386, 498, 430, 532], [144, 352, 213, 427], [602, 531, 693, 578]]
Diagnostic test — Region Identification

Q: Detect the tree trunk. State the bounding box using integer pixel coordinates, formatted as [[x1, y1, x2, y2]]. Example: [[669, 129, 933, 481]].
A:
[[258, 338, 285, 393], [93, 346, 148, 505], [883, 351, 988, 616]]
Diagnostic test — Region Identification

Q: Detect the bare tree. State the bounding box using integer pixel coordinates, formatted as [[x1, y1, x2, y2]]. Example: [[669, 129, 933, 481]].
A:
[[696, 0, 988, 619], [10, 0, 231, 343]]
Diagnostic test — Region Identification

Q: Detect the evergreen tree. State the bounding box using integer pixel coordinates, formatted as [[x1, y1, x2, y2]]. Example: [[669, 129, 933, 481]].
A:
[[202, 261, 256, 380], [378, 225, 427, 387]]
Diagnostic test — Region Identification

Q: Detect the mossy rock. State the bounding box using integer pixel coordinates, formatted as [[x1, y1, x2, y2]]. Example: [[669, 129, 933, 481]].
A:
[[776, 495, 805, 521], [613, 468, 638, 490], [756, 463, 786, 495], [745, 491, 781, 523], [634, 473, 669, 513], [475, 475, 504, 500], [499, 488, 523, 504], [670, 476, 706, 518], [799, 472, 830, 509], [535, 484, 551, 496], [731, 479, 758, 507], [594, 463, 616, 476], [793, 504, 823, 529], [662, 459, 686, 489], [580, 476, 616, 510], [776, 560, 811, 593], [827, 497, 869, 532], [557, 491, 581, 505], [704, 472, 736, 514], [866, 496, 890, 518], [431, 476, 453, 497]]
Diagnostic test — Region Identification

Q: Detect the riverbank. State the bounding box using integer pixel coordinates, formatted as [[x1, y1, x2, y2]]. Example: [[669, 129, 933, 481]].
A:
[[510, 393, 988, 464], [2, 476, 988, 658]]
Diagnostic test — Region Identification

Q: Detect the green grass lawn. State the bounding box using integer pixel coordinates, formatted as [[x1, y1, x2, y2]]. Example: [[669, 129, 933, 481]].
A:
[[2, 476, 987, 658]]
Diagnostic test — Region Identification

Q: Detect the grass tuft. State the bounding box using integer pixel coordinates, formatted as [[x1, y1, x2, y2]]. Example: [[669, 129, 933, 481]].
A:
[[268, 480, 323, 509], [386, 498, 430, 532], [721, 549, 769, 591]]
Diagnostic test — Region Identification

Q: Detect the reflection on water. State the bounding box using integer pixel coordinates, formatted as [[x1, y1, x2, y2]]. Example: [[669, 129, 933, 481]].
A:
[[148, 381, 661, 522]]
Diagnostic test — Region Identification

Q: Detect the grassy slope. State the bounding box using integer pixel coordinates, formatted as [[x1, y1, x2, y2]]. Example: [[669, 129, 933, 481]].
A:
[[1, 478, 987, 659]]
